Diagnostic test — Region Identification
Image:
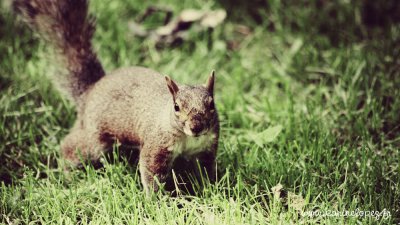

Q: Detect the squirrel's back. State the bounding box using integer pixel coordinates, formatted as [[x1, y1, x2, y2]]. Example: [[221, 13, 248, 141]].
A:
[[88, 66, 172, 111], [82, 67, 176, 143]]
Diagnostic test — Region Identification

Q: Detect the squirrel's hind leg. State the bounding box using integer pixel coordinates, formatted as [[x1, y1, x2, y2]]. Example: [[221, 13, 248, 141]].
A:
[[60, 122, 108, 169]]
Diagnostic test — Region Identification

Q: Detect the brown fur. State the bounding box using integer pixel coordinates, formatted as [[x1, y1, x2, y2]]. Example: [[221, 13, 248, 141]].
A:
[[14, 0, 219, 194], [14, 0, 104, 112]]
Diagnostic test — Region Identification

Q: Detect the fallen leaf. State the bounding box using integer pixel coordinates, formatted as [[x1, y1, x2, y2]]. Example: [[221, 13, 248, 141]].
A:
[[128, 21, 148, 37], [245, 125, 283, 147], [261, 125, 283, 143], [155, 22, 176, 36], [180, 9, 205, 22], [271, 183, 284, 200], [129, 6, 226, 47], [201, 10, 227, 28], [288, 191, 305, 211]]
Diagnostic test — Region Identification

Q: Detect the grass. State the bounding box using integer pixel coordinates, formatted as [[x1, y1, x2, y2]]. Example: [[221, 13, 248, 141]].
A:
[[1, 0, 399, 224]]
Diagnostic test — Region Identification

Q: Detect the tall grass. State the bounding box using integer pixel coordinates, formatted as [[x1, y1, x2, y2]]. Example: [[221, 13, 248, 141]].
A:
[[1, 0, 399, 224]]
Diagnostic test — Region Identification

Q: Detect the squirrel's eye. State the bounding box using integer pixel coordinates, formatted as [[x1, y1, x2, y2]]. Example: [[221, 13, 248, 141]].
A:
[[174, 103, 180, 112]]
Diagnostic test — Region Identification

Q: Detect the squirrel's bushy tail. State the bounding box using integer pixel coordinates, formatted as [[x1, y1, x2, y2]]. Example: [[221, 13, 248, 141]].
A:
[[13, 0, 105, 107]]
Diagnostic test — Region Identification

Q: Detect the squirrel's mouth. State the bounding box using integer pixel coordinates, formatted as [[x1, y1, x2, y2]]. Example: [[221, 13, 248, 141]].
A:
[[191, 132, 208, 137], [183, 126, 208, 137], [183, 126, 195, 136]]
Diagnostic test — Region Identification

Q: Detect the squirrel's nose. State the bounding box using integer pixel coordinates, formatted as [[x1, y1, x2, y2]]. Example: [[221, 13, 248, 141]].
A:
[[191, 124, 204, 135]]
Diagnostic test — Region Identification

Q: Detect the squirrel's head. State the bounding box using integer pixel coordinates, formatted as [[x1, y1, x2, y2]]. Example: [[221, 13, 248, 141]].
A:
[[165, 71, 217, 137]]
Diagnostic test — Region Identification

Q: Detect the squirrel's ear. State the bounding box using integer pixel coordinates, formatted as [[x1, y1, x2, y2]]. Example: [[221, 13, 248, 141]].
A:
[[165, 76, 179, 98], [205, 70, 215, 95]]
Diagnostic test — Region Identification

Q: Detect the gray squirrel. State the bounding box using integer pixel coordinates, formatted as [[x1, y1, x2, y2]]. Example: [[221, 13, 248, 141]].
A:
[[14, 0, 219, 194]]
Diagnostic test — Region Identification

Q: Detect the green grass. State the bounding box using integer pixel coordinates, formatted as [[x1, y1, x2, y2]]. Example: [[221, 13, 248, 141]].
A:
[[1, 0, 399, 224]]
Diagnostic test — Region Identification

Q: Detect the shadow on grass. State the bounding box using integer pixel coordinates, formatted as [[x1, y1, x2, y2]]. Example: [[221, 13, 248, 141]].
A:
[[105, 146, 222, 197], [218, 0, 400, 44], [0, 9, 42, 185], [216, 0, 400, 148]]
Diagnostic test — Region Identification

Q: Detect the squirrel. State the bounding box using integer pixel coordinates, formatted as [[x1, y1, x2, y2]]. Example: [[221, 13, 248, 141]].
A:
[[13, 0, 219, 194]]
